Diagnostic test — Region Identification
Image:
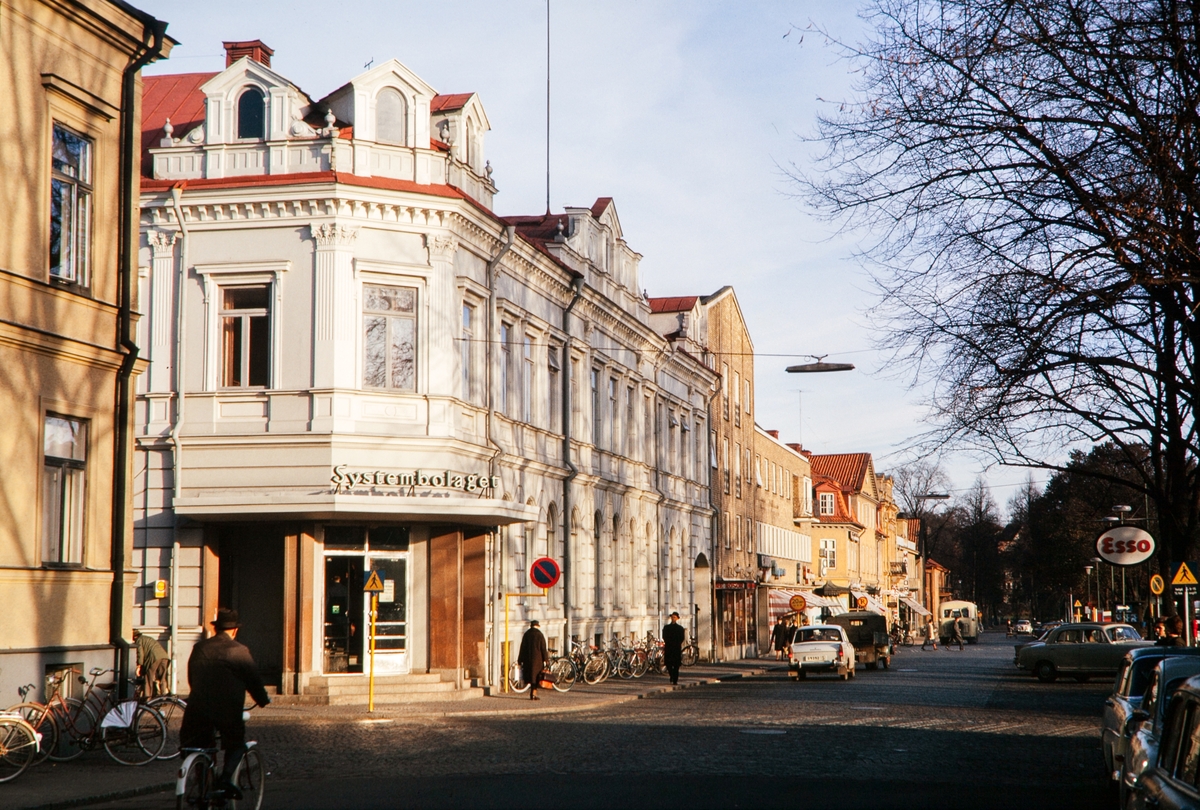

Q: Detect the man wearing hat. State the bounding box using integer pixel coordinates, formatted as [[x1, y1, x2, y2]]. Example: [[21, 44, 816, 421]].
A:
[[662, 611, 686, 685], [517, 619, 549, 700], [180, 608, 271, 798]]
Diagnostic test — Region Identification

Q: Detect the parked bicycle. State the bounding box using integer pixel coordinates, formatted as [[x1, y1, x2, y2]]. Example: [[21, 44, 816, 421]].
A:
[[8, 667, 165, 765], [0, 712, 40, 783], [176, 707, 265, 810]]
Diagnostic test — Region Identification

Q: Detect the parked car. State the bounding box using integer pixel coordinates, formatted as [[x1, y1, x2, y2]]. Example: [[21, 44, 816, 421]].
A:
[[938, 600, 981, 645], [788, 625, 856, 681], [1015, 623, 1151, 682], [1103, 648, 1200, 784], [1119, 656, 1200, 809], [828, 612, 891, 670], [1015, 619, 1033, 635], [1132, 674, 1200, 810]]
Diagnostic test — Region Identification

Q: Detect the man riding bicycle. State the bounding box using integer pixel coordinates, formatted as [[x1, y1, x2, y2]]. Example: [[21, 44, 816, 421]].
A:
[[180, 608, 270, 798]]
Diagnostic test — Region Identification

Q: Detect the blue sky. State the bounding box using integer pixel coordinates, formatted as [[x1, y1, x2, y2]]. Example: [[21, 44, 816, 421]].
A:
[[137, 0, 1041, 511]]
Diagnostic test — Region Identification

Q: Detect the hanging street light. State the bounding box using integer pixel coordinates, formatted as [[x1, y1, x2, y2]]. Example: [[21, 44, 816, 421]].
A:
[[785, 355, 855, 373]]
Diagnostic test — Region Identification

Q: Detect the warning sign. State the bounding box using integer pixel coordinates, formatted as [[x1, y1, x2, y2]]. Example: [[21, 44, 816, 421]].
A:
[[1172, 563, 1198, 587], [1073, 600, 1082, 607], [363, 569, 385, 592]]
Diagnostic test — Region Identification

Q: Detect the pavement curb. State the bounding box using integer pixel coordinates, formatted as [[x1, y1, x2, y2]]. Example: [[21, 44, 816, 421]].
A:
[[19, 780, 175, 810]]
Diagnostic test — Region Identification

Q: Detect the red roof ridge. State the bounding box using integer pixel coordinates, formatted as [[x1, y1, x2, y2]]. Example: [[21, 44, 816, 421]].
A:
[[648, 295, 699, 314], [431, 93, 474, 112]]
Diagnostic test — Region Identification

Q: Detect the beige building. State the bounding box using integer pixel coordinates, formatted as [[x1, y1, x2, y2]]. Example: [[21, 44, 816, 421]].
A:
[[0, 0, 171, 700]]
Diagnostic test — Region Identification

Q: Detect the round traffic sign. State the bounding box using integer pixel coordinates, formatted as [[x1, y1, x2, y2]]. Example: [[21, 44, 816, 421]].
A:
[[789, 594, 807, 612], [1096, 527, 1155, 566], [1150, 574, 1165, 596], [856, 596, 868, 610], [529, 557, 561, 589]]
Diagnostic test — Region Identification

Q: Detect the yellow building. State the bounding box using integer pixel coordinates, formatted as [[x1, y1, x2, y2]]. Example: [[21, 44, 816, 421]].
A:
[[0, 0, 171, 699]]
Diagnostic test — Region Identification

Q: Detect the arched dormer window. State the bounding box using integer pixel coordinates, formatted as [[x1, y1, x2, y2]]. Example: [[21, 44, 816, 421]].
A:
[[237, 87, 266, 139], [376, 88, 406, 145]]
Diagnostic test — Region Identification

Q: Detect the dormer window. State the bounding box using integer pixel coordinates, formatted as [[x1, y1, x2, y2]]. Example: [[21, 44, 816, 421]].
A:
[[376, 88, 406, 145], [236, 86, 266, 139]]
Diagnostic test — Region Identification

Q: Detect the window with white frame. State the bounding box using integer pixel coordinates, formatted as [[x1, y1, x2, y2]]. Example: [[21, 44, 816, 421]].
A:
[[744, 379, 751, 415], [375, 88, 407, 145], [221, 286, 271, 388], [722, 363, 730, 420], [548, 344, 561, 432], [49, 124, 92, 286], [591, 369, 602, 446], [363, 285, 416, 391], [461, 303, 476, 402], [523, 336, 533, 423], [819, 492, 836, 516], [608, 378, 617, 449], [733, 371, 741, 426], [722, 438, 730, 494], [625, 386, 635, 458], [500, 323, 511, 413], [236, 86, 266, 139], [820, 538, 837, 571], [42, 415, 86, 566], [734, 442, 742, 498]]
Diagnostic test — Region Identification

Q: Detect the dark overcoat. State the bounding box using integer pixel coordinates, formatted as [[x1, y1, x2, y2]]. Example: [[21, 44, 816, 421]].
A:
[[184, 633, 270, 725], [518, 627, 549, 684], [662, 621, 685, 666]]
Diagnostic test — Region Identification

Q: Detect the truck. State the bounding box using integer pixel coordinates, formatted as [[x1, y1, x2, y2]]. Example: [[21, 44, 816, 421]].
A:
[[829, 611, 892, 670]]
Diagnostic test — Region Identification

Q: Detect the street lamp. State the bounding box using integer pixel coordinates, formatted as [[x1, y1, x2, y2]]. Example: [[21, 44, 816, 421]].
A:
[[1092, 556, 1103, 620], [785, 355, 855, 373]]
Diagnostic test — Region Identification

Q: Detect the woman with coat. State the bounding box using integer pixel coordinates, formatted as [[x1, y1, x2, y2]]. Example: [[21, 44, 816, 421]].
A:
[[517, 620, 549, 700]]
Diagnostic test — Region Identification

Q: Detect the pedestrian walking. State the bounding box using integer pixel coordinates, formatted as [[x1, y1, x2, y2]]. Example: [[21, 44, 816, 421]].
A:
[[921, 618, 938, 651], [517, 619, 549, 700], [180, 609, 271, 800], [662, 611, 686, 685], [771, 617, 793, 660], [950, 615, 965, 650], [133, 628, 171, 696]]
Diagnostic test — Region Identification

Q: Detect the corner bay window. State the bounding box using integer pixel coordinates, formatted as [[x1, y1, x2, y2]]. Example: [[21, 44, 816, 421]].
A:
[[42, 415, 86, 565], [364, 285, 416, 391], [221, 286, 270, 387], [50, 124, 92, 285]]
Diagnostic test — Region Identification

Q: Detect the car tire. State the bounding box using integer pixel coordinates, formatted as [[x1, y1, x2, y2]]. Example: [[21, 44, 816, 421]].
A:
[[882, 657, 890, 670], [1035, 661, 1057, 683], [798, 669, 806, 680]]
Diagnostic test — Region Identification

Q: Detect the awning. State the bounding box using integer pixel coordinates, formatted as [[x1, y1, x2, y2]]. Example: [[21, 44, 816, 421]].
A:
[[900, 595, 931, 617], [767, 589, 841, 623], [815, 582, 852, 597]]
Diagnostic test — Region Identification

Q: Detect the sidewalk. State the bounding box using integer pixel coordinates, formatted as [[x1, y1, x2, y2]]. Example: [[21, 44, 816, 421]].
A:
[[8, 658, 782, 810]]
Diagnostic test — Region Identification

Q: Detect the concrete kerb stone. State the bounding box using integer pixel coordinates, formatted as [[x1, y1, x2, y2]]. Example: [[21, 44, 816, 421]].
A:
[[18, 780, 176, 810]]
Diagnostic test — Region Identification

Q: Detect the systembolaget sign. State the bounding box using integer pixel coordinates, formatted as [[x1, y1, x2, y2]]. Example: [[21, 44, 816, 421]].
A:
[[331, 464, 500, 494]]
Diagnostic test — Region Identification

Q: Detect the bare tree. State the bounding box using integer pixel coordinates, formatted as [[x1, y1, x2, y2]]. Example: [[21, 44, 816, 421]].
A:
[[804, 0, 1200, 570]]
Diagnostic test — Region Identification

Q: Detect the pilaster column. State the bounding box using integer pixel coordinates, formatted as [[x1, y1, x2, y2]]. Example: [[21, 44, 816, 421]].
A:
[[147, 230, 178, 393], [311, 223, 358, 390], [425, 233, 458, 399]]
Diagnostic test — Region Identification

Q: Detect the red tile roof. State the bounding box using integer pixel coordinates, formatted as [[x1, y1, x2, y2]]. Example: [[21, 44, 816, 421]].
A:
[[431, 93, 473, 112], [648, 296, 699, 314], [591, 196, 613, 218], [498, 214, 583, 279], [809, 453, 872, 493], [141, 72, 216, 177]]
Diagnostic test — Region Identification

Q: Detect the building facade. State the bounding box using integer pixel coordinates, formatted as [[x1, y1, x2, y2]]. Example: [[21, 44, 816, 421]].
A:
[[133, 42, 715, 701], [0, 0, 171, 701]]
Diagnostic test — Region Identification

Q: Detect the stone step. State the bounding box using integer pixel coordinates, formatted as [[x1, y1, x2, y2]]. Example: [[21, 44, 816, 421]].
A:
[[306, 673, 444, 688], [313, 680, 460, 697], [272, 687, 485, 706]]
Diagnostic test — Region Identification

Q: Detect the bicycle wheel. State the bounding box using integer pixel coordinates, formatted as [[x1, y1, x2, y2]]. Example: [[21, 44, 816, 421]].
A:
[[549, 657, 575, 693], [7, 703, 57, 766], [631, 650, 649, 678], [508, 662, 530, 693], [177, 754, 211, 810], [583, 654, 608, 685], [50, 698, 97, 761], [682, 645, 699, 667], [103, 704, 166, 765], [0, 717, 37, 783], [617, 652, 635, 680], [230, 746, 266, 810], [147, 696, 186, 759]]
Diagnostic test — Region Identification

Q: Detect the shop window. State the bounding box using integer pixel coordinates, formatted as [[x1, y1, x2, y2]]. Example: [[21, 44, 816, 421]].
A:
[[236, 87, 266, 139], [363, 285, 417, 391], [49, 124, 92, 286], [42, 415, 86, 566], [220, 286, 270, 388], [375, 88, 407, 145], [324, 526, 365, 550], [369, 527, 410, 551]]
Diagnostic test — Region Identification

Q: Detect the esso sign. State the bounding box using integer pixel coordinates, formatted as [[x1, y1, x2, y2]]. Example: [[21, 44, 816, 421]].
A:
[[1096, 527, 1155, 566]]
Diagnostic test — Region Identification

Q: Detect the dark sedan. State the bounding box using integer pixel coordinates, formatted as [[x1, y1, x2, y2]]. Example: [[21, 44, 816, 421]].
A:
[[1016, 623, 1151, 683]]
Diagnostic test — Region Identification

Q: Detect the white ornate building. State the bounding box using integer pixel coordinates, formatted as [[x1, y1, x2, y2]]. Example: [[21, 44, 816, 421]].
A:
[[133, 41, 715, 701]]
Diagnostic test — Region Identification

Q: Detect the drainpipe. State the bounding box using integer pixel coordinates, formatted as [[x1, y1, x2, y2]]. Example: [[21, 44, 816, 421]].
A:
[[483, 225, 514, 686], [560, 276, 584, 645], [167, 185, 189, 692], [112, 17, 169, 700]]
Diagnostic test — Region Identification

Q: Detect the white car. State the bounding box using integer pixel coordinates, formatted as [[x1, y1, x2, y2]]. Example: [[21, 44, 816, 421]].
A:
[[788, 625, 856, 681], [1015, 619, 1033, 634]]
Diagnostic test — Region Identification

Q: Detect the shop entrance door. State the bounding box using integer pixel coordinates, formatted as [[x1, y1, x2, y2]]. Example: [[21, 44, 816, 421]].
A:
[[366, 556, 408, 674], [323, 556, 364, 673]]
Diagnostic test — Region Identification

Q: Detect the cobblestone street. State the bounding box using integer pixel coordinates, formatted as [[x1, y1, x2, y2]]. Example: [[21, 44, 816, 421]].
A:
[[13, 631, 1110, 809]]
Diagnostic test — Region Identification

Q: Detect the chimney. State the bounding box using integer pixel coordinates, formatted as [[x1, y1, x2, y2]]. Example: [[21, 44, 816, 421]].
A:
[[224, 40, 274, 68], [767, 430, 779, 439]]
